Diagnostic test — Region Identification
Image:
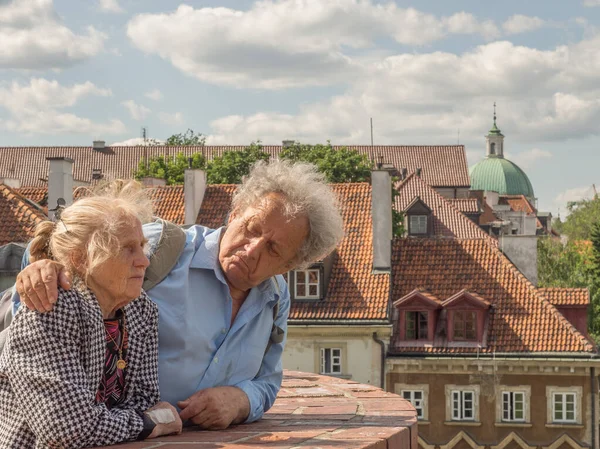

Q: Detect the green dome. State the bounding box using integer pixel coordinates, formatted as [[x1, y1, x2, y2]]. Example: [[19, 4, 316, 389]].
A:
[[470, 156, 535, 199]]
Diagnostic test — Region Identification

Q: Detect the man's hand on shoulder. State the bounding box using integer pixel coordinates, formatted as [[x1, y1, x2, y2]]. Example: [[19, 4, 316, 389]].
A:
[[177, 386, 250, 430], [16, 260, 72, 312]]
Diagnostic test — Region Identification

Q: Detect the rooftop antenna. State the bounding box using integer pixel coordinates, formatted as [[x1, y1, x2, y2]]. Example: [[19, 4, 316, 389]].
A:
[[370, 117, 374, 147]]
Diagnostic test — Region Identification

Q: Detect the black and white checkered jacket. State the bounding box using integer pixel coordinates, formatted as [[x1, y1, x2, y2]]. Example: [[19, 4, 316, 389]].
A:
[[0, 287, 160, 449]]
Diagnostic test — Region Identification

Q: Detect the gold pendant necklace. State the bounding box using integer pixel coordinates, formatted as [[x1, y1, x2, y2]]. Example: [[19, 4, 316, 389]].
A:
[[106, 310, 127, 370]]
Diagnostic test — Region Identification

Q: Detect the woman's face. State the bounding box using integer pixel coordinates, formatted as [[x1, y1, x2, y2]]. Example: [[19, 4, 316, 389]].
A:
[[87, 216, 149, 310]]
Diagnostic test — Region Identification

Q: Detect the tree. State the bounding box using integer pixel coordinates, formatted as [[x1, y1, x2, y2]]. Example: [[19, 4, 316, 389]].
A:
[[538, 236, 600, 341], [554, 196, 600, 240], [279, 141, 371, 183], [134, 153, 206, 185], [206, 142, 270, 184], [164, 129, 206, 146]]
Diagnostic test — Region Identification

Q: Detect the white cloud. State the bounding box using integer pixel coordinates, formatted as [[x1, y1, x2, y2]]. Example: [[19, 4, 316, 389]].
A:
[[158, 111, 184, 125], [583, 0, 600, 6], [554, 186, 596, 209], [110, 137, 164, 146], [203, 36, 600, 145], [127, 1, 505, 89], [98, 0, 124, 14], [0, 78, 125, 135], [0, 0, 106, 69], [502, 14, 545, 35], [121, 100, 151, 121], [145, 89, 163, 101], [507, 148, 553, 169]]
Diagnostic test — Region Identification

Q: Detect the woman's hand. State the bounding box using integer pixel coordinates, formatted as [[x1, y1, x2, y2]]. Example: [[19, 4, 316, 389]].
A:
[[15, 260, 72, 312], [145, 402, 183, 439]]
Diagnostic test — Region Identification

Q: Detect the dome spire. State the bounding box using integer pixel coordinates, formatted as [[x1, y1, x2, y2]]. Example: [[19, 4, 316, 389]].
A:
[[486, 102, 504, 157]]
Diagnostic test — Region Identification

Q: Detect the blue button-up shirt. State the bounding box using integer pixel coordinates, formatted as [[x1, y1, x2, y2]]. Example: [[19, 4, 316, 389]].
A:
[[13, 223, 290, 423]]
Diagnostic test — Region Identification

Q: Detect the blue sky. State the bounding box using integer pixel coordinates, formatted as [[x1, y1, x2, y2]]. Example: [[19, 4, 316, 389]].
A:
[[1, 0, 600, 215]]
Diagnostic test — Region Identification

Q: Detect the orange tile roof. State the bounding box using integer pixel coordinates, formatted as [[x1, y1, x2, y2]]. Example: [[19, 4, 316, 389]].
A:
[[448, 198, 480, 214], [290, 183, 389, 321], [391, 238, 594, 353], [499, 195, 536, 215], [538, 288, 590, 307], [147, 186, 185, 224], [196, 185, 237, 229], [0, 145, 470, 188], [395, 174, 496, 243], [0, 184, 47, 246]]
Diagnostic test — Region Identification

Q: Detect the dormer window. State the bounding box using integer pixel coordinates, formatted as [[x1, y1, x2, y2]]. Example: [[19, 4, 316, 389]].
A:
[[409, 215, 428, 235], [442, 290, 491, 344], [405, 197, 432, 237], [406, 311, 429, 340], [294, 268, 320, 299], [453, 311, 477, 341]]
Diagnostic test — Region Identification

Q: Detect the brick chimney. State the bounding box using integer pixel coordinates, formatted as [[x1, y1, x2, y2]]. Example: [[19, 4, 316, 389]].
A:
[[47, 157, 74, 220], [184, 169, 206, 225], [371, 170, 392, 272]]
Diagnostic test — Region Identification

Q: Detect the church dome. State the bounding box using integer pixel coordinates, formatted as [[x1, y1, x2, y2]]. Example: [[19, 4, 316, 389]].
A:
[[470, 156, 535, 199]]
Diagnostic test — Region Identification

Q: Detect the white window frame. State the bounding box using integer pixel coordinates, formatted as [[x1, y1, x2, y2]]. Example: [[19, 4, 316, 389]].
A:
[[320, 347, 342, 375], [552, 392, 577, 424], [546, 386, 582, 425], [502, 391, 526, 422], [294, 268, 320, 299], [409, 215, 428, 235], [496, 386, 531, 424], [395, 383, 429, 421], [403, 390, 425, 420], [445, 385, 480, 423]]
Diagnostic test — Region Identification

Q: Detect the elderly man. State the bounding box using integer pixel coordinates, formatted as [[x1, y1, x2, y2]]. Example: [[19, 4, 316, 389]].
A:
[[9, 160, 344, 430]]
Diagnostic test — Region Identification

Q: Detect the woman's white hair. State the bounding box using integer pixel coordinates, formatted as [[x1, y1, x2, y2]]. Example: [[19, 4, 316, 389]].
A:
[[232, 160, 344, 269]]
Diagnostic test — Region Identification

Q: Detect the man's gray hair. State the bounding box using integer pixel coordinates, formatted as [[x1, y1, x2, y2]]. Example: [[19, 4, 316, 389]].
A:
[[232, 160, 344, 269]]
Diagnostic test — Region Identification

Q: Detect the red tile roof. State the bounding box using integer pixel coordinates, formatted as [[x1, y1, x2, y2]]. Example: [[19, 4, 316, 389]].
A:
[[290, 183, 389, 322], [147, 186, 185, 225], [196, 185, 237, 229], [538, 288, 590, 307], [0, 184, 47, 246], [391, 238, 594, 353], [395, 174, 496, 243], [499, 195, 536, 215], [448, 198, 480, 214], [0, 145, 470, 188]]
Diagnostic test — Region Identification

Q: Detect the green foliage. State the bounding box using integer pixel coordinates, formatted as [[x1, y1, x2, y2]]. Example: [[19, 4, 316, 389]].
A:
[[206, 142, 270, 184], [538, 237, 600, 341], [279, 141, 372, 183], [164, 129, 206, 146], [391, 177, 405, 238], [555, 196, 600, 240], [134, 153, 206, 185]]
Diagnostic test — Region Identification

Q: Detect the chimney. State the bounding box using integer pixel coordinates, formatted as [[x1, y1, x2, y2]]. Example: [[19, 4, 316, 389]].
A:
[[47, 157, 74, 220], [282, 140, 295, 148], [371, 170, 392, 272], [93, 140, 106, 151], [0, 178, 21, 189], [184, 169, 206, 225]]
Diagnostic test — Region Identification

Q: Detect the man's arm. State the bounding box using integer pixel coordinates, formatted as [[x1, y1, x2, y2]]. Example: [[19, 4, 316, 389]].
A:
[[178, 277, 291, 428]]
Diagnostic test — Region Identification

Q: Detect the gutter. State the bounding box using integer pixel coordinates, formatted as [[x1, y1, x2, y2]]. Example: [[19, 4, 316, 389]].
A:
[[592, 367, 597, 449], [372, 332, 386, 389], [288, 320, 391, 326], [387, 352, 600, 361]]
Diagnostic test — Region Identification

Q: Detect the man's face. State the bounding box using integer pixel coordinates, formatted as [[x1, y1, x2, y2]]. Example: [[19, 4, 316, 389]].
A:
[[219, 193, 309, 292]]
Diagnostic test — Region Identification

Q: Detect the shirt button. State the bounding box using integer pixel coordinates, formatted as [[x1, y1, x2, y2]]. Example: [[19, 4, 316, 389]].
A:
[[214, 356, 219, 364]]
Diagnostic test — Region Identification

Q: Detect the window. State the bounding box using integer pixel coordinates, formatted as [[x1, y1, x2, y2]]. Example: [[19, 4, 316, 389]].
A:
[[553, 393, 577, 423], [320, 348, 342, 375], [453, 311, 477, 340], [406, 311, 429, 340], [490, 142, 496, 154], [402, 390, 424, 419], [409, 215, 428, 235], [503, 391, 525, 422], [452, 390, 475, 421], [295, 269, 320, 299]]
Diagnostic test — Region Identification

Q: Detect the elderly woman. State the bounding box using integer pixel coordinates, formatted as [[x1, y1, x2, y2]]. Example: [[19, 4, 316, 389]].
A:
[[0, 181, 182, 448]]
